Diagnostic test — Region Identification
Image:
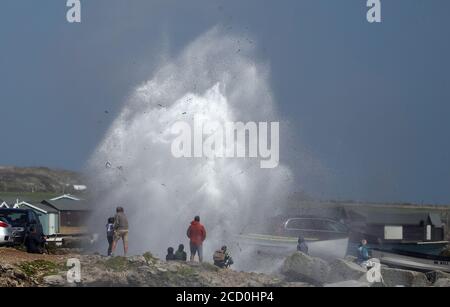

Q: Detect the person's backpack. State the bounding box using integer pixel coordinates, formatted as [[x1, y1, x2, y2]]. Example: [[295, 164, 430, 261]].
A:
[[213, 250, 226, 262]]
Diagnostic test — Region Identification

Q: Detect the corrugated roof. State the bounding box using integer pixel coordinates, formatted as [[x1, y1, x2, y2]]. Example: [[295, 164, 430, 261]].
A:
[[42, 199, 90, 212], [18, 202, 59, 214], [0, 197, 20, 205]]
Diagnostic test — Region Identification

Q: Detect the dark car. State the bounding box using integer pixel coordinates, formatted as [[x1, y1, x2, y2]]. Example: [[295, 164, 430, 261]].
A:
[[274, 216, 350, 241], [0, 209, 44, 245]]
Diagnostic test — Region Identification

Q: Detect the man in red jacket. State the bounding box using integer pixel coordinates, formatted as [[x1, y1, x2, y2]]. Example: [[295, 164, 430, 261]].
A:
[[186, 215, 206, 262]]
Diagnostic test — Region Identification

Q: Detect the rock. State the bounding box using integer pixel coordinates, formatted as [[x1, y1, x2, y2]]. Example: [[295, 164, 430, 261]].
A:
[[0, 264, 33, 287], [426, 270, 450, 283], [168, 266, 180, 272], [324, 280, 371, 287], [439, 248, 450, 257], [327, 259, 367, 283], [13, 270, 27, 280], [281, 252, 330, 285], [137, 265, 152, 273], [126, 271, 146, 286], [284, 282, 314, 287], [433, 278, 450, 287], [0, 264, 15, 272], [246, 280, 263, 287], [43, 275, 67, 287], [344, 255, 358, 262], [127, 255, 147, 266], [380, 267, 430, 287], [435, 271, 450, 279]]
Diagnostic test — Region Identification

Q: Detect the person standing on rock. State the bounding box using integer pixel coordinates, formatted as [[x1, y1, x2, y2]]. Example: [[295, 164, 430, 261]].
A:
[[186, 215, 206, 262], [106, 217, 115, 256], [111, 206, 129, 257], [297, 236, 309, 254]]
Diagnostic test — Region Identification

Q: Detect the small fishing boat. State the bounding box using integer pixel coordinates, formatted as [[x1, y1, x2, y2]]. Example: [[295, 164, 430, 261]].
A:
[[237, 233, 349, 260], [371, 245, 450, 273], [236, 216, 350, 259]]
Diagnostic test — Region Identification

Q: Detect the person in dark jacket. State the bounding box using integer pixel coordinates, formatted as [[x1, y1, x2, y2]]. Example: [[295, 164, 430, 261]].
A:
[[186, 216, 206, 262], [357, 239, 370, 264], [297, 236, 309, 254], [25, 225, 45, 254], [106, 217, 115, 256], [174, 244, 187, 261], [166, 247, 176, 261]]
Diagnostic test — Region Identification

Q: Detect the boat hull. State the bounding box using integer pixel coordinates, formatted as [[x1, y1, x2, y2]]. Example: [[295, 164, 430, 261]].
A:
[[236, 233, 349, 260], [371, 249, 450, 273]]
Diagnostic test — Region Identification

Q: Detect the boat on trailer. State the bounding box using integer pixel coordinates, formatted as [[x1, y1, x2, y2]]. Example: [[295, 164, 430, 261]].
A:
[[371, 244, 450, 273], [346, 210, 450, 272]]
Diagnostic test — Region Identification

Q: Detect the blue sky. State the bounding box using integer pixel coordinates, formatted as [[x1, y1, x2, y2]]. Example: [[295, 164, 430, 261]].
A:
[[1, 0, 449, 203]]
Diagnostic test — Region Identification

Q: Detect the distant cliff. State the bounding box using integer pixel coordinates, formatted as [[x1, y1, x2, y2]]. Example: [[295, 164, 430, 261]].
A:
[[0, 166, 83, 194]]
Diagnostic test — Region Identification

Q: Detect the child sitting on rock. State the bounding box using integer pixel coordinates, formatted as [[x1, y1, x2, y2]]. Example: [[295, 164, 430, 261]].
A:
[[174, 244, 187, 261], [166, 247, 176, 261]]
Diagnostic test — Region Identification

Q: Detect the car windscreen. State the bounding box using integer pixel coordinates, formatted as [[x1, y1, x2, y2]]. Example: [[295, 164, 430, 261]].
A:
[[0, 211, 28, 227], [286, 219, 315, 230], [328, 221, 349, 233]]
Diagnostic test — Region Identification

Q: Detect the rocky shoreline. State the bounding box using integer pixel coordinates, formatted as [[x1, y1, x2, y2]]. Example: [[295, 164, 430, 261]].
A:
[[281, 252, 450, 287], [1, 250, 449, 287]]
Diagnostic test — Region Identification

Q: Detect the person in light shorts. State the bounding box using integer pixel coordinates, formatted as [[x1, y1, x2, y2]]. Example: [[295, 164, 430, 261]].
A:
[[111, 206, 129, 257], [114, 229, 129, 244]]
